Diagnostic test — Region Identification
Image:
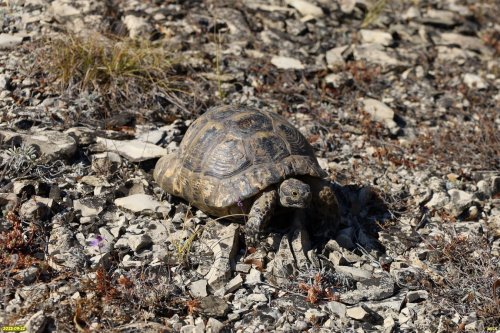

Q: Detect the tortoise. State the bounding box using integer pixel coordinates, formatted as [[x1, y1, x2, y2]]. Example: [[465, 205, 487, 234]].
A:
[[154, 105, 339, 245]]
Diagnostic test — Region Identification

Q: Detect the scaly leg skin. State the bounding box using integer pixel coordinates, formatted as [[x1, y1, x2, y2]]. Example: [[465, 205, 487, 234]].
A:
[[244, 189, 278, 248], [306, 177, 340, 240]]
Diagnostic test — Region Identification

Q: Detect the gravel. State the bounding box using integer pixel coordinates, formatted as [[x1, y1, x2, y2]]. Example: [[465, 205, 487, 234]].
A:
[[0, 0, 498, 331]]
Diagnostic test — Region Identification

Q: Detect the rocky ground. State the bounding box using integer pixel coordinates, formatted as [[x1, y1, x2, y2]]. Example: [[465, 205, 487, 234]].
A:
[[1, 0, 499, 332]]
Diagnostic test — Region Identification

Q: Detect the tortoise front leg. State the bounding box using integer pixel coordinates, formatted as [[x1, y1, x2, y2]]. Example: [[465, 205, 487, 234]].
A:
[[307, 177, 340, 239], [244, 189, 278, 247]]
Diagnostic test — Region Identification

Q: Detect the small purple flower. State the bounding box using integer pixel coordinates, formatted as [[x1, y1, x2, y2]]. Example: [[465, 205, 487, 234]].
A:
[[237, 198, 244, 209], [89, 235, 105, 248]]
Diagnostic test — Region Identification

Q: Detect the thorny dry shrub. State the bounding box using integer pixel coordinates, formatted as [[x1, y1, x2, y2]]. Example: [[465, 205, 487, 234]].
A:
[[0, 208, 44, 271], [282, 267, 354, 304], [44, 265, 189, 330], [423, 231, 499, 326], [414, 108, 499, 170], [298, 272, 341, 304], [37, 34, 192, 114]]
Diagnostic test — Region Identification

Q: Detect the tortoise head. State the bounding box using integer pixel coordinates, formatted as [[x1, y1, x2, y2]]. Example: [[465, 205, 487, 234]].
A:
[[278, 178, 311, 208]]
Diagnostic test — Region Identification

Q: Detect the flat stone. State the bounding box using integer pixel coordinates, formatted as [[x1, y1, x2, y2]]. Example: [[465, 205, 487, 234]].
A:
[[115, 193, 170, 214], [447, 189, 474, 216], [463, 73, 488, 90], [271, 56, 305, 70], [0, 73, 11, 90], [180, 325, 203, 333], [326, 45, 349, 68], [406, 290, 428, 303], [362, 98, 395, 122], [127, 234, 153, 252], [425, 192, 449, 209], [338, 0, 356, 14], [325, 301, 346, 319], [0, 130, 77, 161], [137, 128, 166, 144], [487, 215, 500, 238], [325, 72, 353, 88], [246, 293, 268, 303], [440, 33, 489, 54], [365, 292, 406, 313], [65, 127, 97, 146], [305, 308, 327, 323], [384, 316, 396, 332], [50, 0, 80, 17], [354, 44, 404, 67], [122, 15, 150, 38], [421, 9, 457, 27], [362, 98, 399, 133], [341, 276, 396, 304], [335, 266, 373, 281], [464, 321, 482, 331], [223, 274, 244, 294], [285, 0, 324, 17], [199, 296, 229, 317], [436, 46, 476, 64], [74, 197, 106, 217], [80, 176, 111, 187], [48, 225, 85, 271], [244, 268, 262, 286], [212, 7, 251, 38], [0, 34, 25, 49], [96, 137, 167, 162], [402, 6, 420, 20], [294, 320, 308, 330], [286, 18, 307, 36], [189, 279, 208, 298], [19, 196, 53, 220], [25, 310, 49, 333], [206, 318, 225, 333], [92, 152, 122, 174], [360, 29, 393, 46], [346, 305, 383, 324], [0, 193, 18, 208], [398, 307, 416, 324], [235, 263, 251, 273]]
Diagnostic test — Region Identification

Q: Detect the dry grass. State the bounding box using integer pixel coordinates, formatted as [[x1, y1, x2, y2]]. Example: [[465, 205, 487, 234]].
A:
[[361, 0, 389, 28], [422, 231, 500, 327], [413, 107, 499, 171], [40, 34, 189, 112]]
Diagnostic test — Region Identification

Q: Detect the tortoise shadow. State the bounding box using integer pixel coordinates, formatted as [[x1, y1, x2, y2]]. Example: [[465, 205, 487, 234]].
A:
[[268, 181, 392, 255]]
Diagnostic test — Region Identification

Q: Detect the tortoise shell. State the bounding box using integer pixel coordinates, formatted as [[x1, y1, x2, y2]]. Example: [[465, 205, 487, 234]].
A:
[[153, 105, 327, 217]]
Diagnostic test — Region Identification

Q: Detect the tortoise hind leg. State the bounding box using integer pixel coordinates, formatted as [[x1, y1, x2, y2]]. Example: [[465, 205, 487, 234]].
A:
[[244, 189, 278, 247]]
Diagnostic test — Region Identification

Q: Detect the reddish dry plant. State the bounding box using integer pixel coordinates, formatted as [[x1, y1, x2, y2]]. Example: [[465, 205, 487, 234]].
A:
[[243, 258, 264, 271], [186, 299, 201, 315], [0, 209, 42, 271], [117, 275, 134, 289], [481, 30, 500, 55], [2, 210, 26, 250], [299, 273, 341, 304], [346, 61, 381, 85], [441, 235, 469, 258], [95, 266, 119, 301]]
